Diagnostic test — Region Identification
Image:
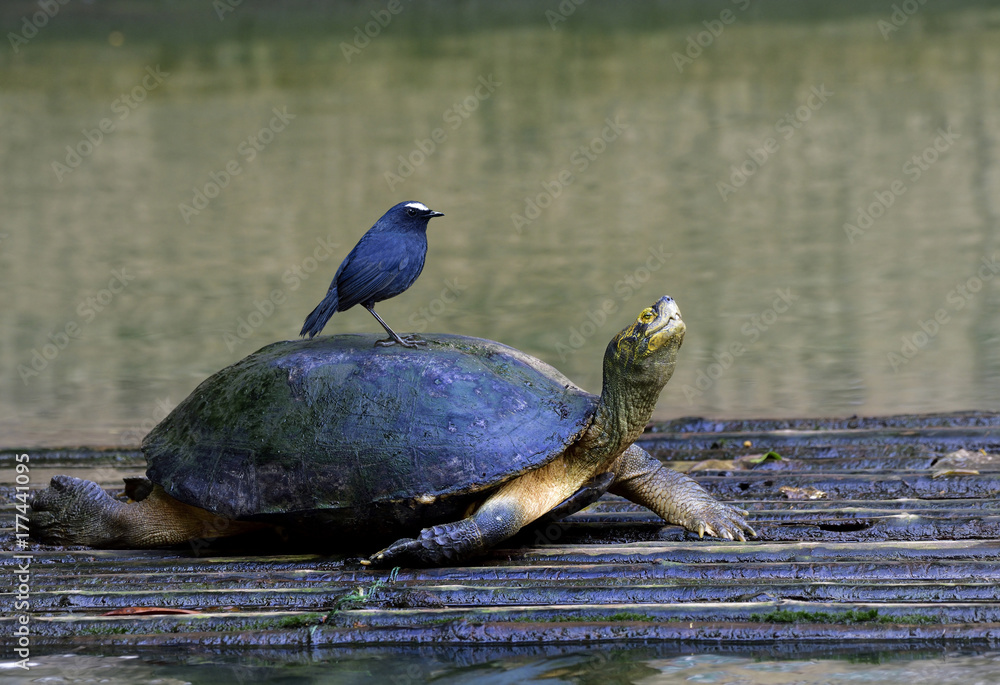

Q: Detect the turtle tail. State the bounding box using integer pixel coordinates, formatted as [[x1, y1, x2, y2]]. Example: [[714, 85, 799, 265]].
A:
[[300, 287, 340, 338]]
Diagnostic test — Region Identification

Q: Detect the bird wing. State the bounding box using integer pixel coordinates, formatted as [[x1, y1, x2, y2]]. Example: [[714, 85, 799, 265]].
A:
[[335, 248, 413, 311]]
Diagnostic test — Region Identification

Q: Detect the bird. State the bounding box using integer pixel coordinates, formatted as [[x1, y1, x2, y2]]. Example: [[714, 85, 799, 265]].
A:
[[300, 201, 444, 347]]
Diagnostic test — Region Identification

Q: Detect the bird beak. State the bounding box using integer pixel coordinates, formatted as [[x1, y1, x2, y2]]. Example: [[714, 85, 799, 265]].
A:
[[427, 211, 444, 218]]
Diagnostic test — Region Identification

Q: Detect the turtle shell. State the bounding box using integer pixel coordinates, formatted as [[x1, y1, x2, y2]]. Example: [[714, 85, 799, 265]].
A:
[[142, 334, 597, 523]]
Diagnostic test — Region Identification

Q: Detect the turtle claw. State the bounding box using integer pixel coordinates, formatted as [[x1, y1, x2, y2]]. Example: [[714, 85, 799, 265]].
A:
[[370, 532, 445, 567], [370, 537, 419, 567], [682, 500, 756, 543], [370, 529, 445, 567], [371, 519, 485, 567]]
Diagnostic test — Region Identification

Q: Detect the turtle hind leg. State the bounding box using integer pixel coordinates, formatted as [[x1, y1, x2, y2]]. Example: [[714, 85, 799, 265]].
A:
[[30, 475, 256, 549], [29, 476, 125, 547], [608, 444, 756, 541]]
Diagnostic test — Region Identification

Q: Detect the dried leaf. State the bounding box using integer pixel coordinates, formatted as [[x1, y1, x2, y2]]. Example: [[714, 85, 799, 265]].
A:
[[932, 468, 980, 479], [933, 449, 1000, 471], [780, 485, 827, 500], [688, 459, 736, 472], [738, 451, 783, 467]]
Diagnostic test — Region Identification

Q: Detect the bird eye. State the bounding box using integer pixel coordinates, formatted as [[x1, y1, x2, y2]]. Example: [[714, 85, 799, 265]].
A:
[[638, 308, 656, 324], [406, 208, 417, 217]]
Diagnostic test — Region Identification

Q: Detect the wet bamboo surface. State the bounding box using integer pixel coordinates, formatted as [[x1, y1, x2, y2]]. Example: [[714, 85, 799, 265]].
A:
[[3, 411, 1000, 651]]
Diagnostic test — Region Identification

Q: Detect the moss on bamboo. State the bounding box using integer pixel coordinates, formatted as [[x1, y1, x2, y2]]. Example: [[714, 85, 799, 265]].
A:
[[750, 608, 939, 625]]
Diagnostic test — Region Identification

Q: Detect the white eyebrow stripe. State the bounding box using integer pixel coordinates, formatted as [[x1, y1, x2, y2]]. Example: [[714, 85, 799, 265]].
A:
[[404, 202, 429, 211]]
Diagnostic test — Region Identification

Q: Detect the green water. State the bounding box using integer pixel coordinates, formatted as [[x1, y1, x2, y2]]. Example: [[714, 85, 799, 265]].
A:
[[3, 2, 1000, 446]]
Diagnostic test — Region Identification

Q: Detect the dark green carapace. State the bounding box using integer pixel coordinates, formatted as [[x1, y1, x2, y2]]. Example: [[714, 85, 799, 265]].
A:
[[144, 334, 596, 524]]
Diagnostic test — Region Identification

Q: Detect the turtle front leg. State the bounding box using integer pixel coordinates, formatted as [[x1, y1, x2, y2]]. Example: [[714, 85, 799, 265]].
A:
[[608, 444, 756, 541], [30, 475, 256, 548]]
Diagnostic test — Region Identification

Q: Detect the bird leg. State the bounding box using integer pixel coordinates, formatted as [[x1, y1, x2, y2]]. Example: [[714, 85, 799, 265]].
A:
[[365, 304, 426, 348]]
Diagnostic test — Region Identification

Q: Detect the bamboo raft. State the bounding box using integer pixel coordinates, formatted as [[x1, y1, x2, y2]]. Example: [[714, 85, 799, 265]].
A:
[[3, 412, 1000, 652]]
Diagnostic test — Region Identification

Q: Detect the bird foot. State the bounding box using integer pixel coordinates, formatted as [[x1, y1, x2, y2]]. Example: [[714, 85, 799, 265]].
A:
[[375, 335, 426, 349]]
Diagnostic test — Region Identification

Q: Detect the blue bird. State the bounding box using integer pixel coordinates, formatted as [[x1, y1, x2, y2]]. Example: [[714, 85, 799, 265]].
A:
[[300, 201, 444, 347]]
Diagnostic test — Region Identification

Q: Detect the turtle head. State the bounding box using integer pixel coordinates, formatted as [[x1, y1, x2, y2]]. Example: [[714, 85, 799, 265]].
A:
[[579, 296, 685, 462], [604, 296, 685, 390]]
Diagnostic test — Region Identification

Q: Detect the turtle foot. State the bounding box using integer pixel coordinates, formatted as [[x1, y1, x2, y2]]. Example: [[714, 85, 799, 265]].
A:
[[681, 500, 756, 542], [370, 520, 483, 567], [29, 475, 123, 547]]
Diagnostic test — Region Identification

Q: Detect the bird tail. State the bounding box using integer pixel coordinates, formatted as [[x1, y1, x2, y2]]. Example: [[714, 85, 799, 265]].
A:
[[300, 288, 339, 338]]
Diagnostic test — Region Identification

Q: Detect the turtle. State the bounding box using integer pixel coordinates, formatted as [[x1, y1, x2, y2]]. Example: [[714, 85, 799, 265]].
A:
[[29, 296, 755, 565]]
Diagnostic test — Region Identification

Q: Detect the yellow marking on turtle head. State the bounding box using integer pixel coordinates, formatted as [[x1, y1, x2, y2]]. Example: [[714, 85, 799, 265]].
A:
[[637, 307, 657, 325], [647, 330, 668, 353]]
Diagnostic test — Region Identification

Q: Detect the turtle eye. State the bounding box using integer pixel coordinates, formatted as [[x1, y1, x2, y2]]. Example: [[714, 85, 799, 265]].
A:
[[406, 208, 417, 217], [638, 308, 656, 325]]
